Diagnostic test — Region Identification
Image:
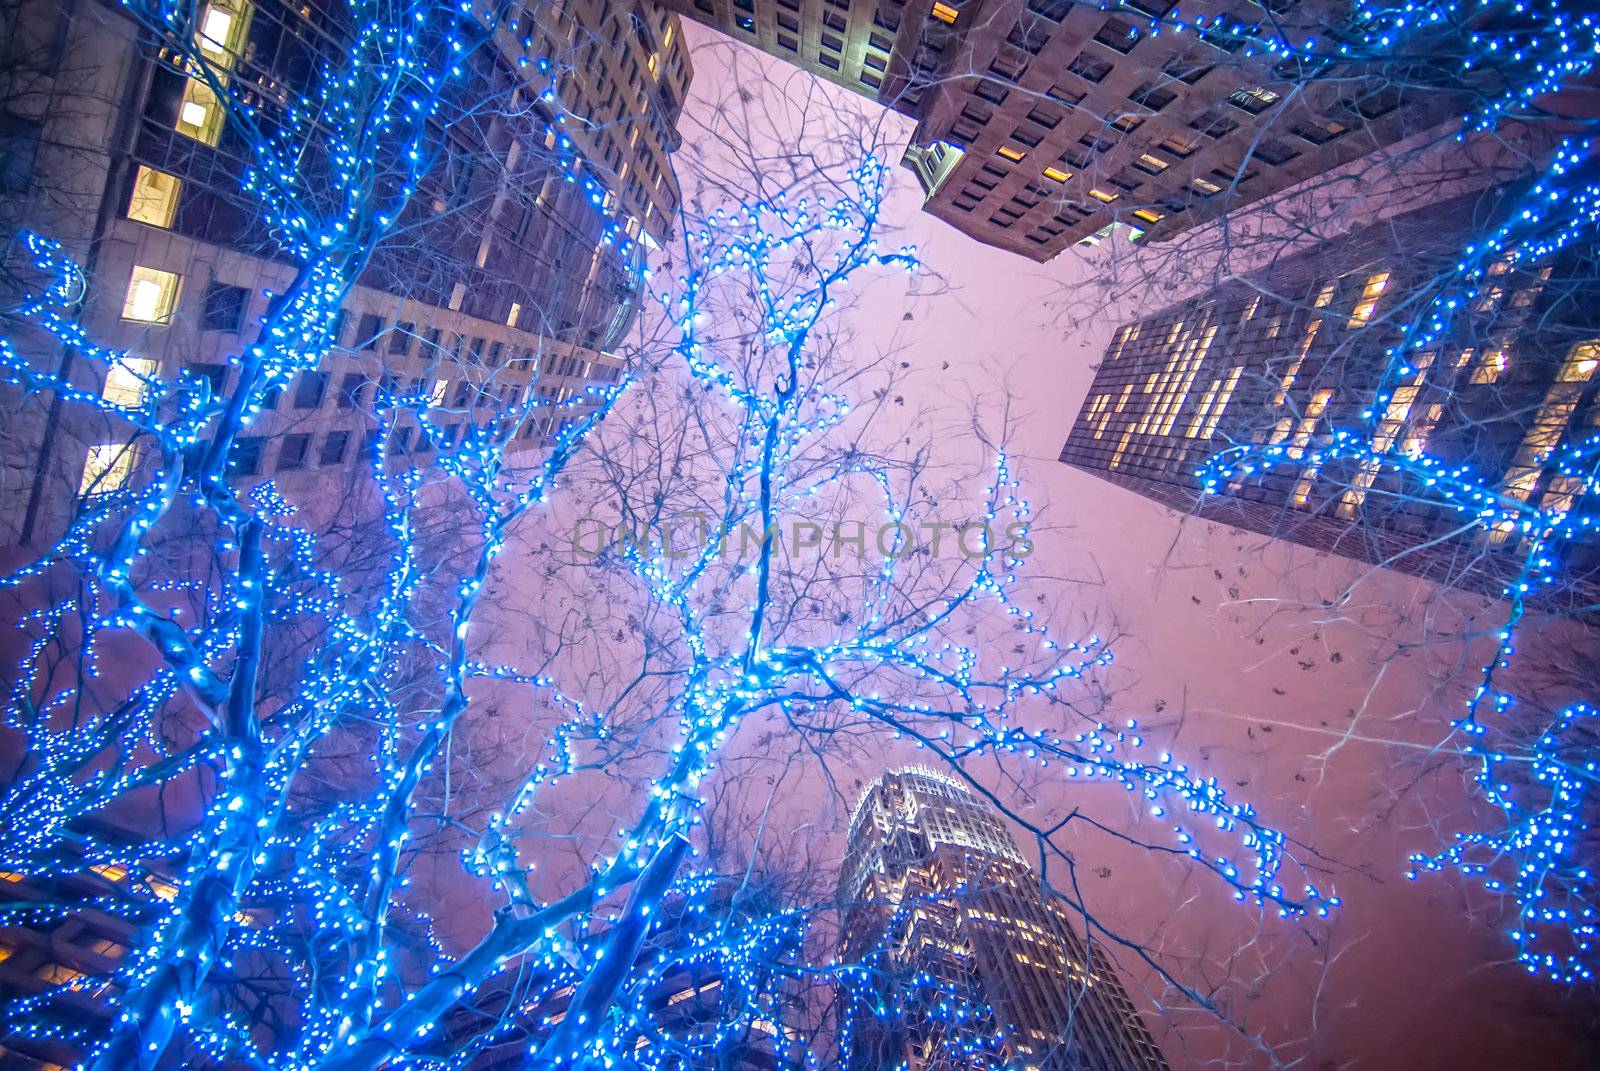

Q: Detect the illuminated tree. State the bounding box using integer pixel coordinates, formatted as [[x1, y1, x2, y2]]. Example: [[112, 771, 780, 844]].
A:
[[0, 9, 1346, 1071]]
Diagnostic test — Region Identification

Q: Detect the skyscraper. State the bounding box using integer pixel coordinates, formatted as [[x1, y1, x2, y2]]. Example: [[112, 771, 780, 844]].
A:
[[1057, 182, 1600, 610], [651, 0, 1455, 261], [0, 0, 691, 546], [838, 767, 1169, 1071]]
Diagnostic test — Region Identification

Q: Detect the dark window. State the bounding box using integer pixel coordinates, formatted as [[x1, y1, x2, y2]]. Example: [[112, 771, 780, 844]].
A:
[[974, 80, 1010, 104], [338, 373, 368, 409], [1026, 0, 1071, 19], [319, 430, 351, 465], [1007, 16, 1050, 54], [355, 312, 385, 350], [822, 31, 843, 50], [1228, 86, 1281, 115], [1012, 128, 1041, 149], [1162, 54, 1212, 85], [388, 322, 414, 354], [777, 33, 798, 51], [819, 51, 841, 71], [185, 362, 228, 397], [1252, 138, 1301, 166], [232, 437, 265, 476], [735, 13, 754, 31], [1189, 108, 1239, 138], [1046, 82, 1085, 106], [1126, 0, 1174, 13], [864, 51, 887, 71], [388, 427, 413, 455], [0, 113, 42, 193], [278, 434, 310, 471], [1094, 17, 1141, 53], [294, 371, 329, 409], [869, 32, 893, 51], [361, 428, 383, 460], [487, 341, 504, 365], [1198, 23, 1249, 53], [777, 11, 799, 30], [1130, 82, 1178, 111], [1290, 117, 1348, 144], [1024, 107, 1060, 129], [1067, 52, 1113, 83], [202, 284, 248, 332]]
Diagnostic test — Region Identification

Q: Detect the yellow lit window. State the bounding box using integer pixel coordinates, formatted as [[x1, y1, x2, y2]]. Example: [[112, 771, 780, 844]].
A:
[[663, 22, 674, 48], [1132, 208, 1164, 224], [103, 358, 158, 408], [1469, 348, 1508, 385], [1312, 283, 1335, 308], [931, 1, 959, 23], [996, 145, 1025, 162], [78, 444, 136, 499], [506, 301, 521, 327], [648, 53, 659, 78], [1557, 340, 1600, 382], [127, 166, 182, 228], [1136, 152, 1169, 173], [1042, 165, 1070, 182], [196, 1, 251, 66], [37, 964, 84, 987], [429, 379, 448, 405], [176, 78, 225, 145], [122, 266, 182, 324], [1088, 187, 1117, 203], [1348, 271, 1390, 326]]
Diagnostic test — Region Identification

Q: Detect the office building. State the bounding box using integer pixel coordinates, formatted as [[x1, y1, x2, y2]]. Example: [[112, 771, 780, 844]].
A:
[[1058, 183, 1600, 609], [839, 767, 1169, 1070], [654, 0, 1456, 260], [0, 0, 691, 546]]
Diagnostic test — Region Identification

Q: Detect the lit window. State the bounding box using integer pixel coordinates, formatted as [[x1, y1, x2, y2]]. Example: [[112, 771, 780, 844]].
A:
[[176, 79, 225, 145], [1088, 187, 1117, 203], [102, 358, 158, 407], [1312, 282, 1335, 308], [1469, 348, 1508, 385], [1557, 340, 1599, 382], [1348, 271, 1390, 326], [1132, 208, 1164, 224], [196, 1, 251, 66], [931, 1, 959, 23], [996, 145, 1025, 162], [127, 166, 181, 228], [506, 302, 521, 327], [1135, 152, 1169, 173], [1042, 165, 1070, 182], [79, 444, 137, 498], [122, 266, 182, 324]]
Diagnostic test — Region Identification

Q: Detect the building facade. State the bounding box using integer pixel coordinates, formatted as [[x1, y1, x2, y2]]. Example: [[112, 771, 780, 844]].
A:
[[654, 0, 1456, 260], [0, 0, 691, 547], [1059, 183, 1600, 609], [838, 768, 1169, 1071]]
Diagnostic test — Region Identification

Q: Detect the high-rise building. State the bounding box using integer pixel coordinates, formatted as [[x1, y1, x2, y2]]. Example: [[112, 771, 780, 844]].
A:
[[653, 0, 1455, 261], [1058, 182, 1600, 610], [0, 0, 691, 546], [838, 767, 1169, 1071]]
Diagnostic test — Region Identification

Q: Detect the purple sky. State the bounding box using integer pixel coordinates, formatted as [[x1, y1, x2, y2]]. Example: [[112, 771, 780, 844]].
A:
[[664, 26, 1594, 1070]]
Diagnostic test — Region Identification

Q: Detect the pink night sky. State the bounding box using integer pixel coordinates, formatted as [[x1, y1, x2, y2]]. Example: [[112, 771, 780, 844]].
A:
[[659, 25, 1597, 1071]]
